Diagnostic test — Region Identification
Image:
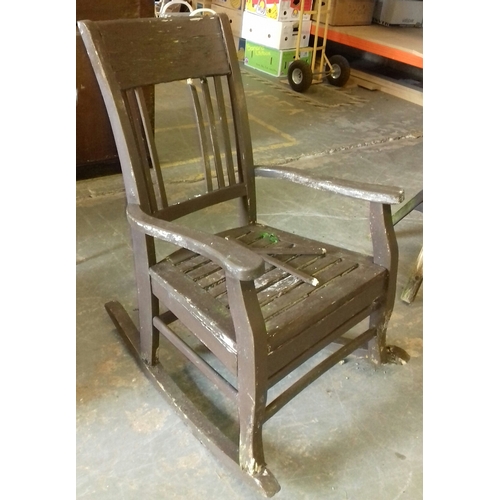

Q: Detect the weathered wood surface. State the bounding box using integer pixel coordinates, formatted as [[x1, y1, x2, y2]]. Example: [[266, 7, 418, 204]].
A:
[[79, 17, 231, 89], [153, 223, 388, 382], [78, 15, 404, 497], [127, 204, 265, 281], [256, 166, 404, 204]]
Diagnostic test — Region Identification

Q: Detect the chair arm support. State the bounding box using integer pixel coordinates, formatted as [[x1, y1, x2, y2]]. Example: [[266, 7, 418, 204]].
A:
[[126, 204, 265, 281], [255, 166, 404, 205]]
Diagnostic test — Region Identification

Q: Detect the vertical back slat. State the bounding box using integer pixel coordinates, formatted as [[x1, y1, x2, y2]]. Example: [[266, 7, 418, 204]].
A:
[[188, 79, 214, 192], [200, 78, 226, 189], [125, 89, 158, 213], [214, 76, 237, 185], [79, 15, 255, 222], [220, 15, 256, 223], [134, 88, 168, 210]]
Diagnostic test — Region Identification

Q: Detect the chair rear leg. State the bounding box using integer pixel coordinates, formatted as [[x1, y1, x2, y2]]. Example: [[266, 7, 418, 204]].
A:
[[132, 233, 160, 365], [137, 284, 160, 365], [368, 301, 410, 366], [368, 304, 389, 365]]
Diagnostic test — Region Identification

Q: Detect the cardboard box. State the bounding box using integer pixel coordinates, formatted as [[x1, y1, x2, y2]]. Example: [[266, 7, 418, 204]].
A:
[[211, 0, 244, 10], [193, 0, 212, 9], [244, 40, 312, 76], [234, 36, 246, 61], [211, 4, 243, 35], [242, 11, 311, 50], [244, 0, 312, 22], [315, 0, 376, 26], [373, 0, 422, 26]]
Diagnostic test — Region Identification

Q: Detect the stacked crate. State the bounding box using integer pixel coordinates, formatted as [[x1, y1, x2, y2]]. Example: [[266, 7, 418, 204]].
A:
[[210, 0, 247, 60], [241, 0, 313, 77]]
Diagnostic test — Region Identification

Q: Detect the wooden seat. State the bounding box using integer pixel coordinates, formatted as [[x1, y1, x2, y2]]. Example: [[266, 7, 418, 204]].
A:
[[78, 14, 405, 497]]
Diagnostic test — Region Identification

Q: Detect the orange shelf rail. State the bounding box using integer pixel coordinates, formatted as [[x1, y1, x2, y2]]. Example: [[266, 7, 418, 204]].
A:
[[311, 24, 423, 69]]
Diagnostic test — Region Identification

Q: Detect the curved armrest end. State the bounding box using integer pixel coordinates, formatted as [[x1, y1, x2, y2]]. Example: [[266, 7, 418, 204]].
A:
[[126, 204, 265, 281]]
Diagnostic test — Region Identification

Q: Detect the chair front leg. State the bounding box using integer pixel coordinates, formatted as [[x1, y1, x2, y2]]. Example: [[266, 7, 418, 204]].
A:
[[368, 202, 399, 365], [225, 276, 268, 474]]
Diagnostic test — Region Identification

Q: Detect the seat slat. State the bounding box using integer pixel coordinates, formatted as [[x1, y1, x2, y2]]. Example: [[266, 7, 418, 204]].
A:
[[261, 258, 360, 323], [175, 254, 211, 273], [198, 269, 226, 291], [257, 253, 341, 306], [187, 261, 223, 282]]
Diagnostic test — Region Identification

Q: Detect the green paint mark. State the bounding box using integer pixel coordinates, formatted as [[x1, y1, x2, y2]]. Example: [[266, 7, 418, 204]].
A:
[[260, 232, 279, 244]]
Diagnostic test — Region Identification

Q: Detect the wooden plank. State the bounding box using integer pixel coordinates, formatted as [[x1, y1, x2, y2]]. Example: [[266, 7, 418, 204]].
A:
[[257, 253, 343, 307], [185, 260, 222, 281], [258, 254, 320, 287], [350, 69, 423, 106]]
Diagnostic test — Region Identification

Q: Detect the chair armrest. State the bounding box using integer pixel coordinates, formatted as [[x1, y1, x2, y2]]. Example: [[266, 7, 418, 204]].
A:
[[126, 204, 265, 281], [255, 166, 404, 205]]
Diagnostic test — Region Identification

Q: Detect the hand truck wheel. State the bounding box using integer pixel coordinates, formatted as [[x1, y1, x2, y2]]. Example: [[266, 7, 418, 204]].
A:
[[287, 59, 313, 93], [325, 55, 350, 87]]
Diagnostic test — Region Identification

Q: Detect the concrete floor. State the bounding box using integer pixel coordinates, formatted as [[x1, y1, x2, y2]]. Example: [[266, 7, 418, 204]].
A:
[[76, 66, 423, 499]]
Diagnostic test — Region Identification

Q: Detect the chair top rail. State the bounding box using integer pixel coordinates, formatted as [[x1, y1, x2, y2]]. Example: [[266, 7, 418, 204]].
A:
[[78, 16, 232, 90]]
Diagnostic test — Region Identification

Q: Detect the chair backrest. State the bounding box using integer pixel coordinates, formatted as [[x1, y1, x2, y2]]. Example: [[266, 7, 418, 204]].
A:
[[78, 15, 257, 223]]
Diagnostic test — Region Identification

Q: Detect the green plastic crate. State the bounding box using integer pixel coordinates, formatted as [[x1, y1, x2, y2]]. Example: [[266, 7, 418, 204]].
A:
[[244, 40, 312, 77]]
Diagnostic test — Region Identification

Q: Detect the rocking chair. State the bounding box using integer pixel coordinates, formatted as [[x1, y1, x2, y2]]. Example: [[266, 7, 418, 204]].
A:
[[78, 14, 405, 497]]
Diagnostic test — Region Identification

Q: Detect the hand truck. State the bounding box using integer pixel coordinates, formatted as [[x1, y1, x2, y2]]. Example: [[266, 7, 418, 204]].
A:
[[287, 0, 350, 92]]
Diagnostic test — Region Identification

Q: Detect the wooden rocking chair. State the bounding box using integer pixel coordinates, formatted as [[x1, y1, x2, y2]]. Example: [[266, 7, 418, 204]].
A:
[[78, 14, 405, 497]]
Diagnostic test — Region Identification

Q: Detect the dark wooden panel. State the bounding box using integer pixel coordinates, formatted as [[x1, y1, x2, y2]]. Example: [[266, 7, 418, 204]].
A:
[[76, 29, 118, 168], [96, 17, 231, 89], [77, 0, 151, 20], [76, 0, 154, 172]]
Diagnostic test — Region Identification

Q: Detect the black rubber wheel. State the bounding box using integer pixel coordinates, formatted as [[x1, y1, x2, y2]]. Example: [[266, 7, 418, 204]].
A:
[[287, 60, 313, 93], [325, 55, 350, 87]]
